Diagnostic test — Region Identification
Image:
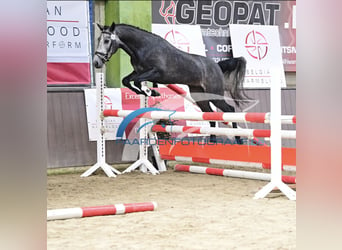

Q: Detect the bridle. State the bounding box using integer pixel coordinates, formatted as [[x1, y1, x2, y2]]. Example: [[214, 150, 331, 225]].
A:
[[95, 31, 117, 63]]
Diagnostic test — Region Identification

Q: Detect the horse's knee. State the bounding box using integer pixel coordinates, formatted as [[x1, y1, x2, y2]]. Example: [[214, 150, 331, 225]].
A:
[[124, 81, 142, 95], [123, 78, 137, 93], [122, 78, 130, 87]]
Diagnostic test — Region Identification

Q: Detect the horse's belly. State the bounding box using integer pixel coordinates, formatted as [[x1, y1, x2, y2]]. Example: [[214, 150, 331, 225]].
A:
[[161, 71, 201, 85], [163, 63, 202, 84]]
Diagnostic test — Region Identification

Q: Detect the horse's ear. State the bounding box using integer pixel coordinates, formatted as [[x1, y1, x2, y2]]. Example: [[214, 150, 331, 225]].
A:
[[96, 23, 104, 31], [109, 22, 116, 32]]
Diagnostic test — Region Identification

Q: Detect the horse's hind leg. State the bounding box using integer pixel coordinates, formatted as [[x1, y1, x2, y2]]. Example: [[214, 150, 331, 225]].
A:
[[188, 85, 217, 142], [210, 99, 243, 145], [194, 100, 217, 143]]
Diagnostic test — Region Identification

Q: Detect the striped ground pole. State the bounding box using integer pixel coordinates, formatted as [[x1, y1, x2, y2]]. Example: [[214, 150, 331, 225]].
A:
[[103, 110, 296, 124], [47, 202, 157, 221], [161, 155, 296, 172], [151, 124, 296, 139], [174, 164, 296, 184]]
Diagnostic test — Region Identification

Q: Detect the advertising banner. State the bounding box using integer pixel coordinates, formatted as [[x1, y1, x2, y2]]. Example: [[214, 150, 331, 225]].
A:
[[152, 24, 206, 56], [152, 0, 296, 72], [47, 1, 92, 85], [230, 24, 286, 88]]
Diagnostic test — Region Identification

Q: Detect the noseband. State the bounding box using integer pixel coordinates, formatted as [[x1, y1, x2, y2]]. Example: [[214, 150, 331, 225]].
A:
[[95, 51, 109, 63], [95, 31, 117, 63]]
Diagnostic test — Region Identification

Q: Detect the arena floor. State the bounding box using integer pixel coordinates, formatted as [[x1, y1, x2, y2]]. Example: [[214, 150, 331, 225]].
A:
[[47, 164, 296, 249]]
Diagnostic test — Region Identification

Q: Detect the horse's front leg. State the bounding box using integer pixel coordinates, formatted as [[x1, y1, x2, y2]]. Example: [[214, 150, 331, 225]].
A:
[[132, 68, 161, 96], [122, 71, 143, 95], [133, 81, 160, 97]]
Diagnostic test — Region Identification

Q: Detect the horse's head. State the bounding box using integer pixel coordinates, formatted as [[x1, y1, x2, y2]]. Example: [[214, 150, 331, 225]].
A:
[[93, 22, 120, 68]]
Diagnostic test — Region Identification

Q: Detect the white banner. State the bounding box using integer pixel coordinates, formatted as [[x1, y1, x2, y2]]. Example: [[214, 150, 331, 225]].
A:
[[47, 1, 91, 62], [229, 24, 286, 88], [84, 88, 124, 141], [152, 24, 206, 56]]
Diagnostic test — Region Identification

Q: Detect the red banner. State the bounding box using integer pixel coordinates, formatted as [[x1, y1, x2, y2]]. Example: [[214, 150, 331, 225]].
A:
[[47, 63, 90, 85]]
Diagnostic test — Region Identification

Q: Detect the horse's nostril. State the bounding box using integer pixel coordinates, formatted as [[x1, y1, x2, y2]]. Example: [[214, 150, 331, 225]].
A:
[[94, 60, 101, 68]]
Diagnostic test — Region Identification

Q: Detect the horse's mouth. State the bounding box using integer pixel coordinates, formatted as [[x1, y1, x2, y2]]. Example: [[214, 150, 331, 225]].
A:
[[93, 55, 105, 68]]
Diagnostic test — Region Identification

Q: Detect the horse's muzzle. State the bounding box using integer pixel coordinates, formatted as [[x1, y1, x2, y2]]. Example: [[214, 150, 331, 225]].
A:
[[93, 55, 104, 68]]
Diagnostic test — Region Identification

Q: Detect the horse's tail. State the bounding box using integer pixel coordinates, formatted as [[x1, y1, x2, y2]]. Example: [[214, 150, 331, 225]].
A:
[[218, 56, 248, 107]]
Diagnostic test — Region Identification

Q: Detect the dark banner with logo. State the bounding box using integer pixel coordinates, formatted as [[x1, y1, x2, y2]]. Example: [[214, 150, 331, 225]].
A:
[[152, 0, 296, 72]]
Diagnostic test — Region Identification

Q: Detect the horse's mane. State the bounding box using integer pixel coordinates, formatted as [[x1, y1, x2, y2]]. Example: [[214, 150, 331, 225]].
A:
[[107, 23, 163, 40]]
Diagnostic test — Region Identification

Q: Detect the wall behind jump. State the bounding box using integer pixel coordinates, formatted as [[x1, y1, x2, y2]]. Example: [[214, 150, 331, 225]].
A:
[[47, 91, 128, 168]]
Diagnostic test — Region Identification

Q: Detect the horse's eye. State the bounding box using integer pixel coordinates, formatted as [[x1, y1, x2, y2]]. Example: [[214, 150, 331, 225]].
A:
[[104, 39, 110, 44]]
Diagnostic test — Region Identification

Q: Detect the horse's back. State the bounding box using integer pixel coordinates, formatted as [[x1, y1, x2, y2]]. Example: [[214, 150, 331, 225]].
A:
[[134, 38, 205, 84]]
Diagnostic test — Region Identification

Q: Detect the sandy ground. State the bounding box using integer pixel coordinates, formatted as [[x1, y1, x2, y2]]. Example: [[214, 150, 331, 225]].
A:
[[47, 164, 296, 250]]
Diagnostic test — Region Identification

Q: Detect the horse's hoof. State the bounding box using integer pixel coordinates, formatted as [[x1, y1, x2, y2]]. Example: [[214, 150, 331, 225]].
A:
[[151, 90, 160, 96], [141, 86, 153, 96], [209, 135, 217, 143], [235, 137, 243, 145]]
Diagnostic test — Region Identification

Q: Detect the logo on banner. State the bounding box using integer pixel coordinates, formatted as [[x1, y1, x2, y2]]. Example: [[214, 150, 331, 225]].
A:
[[245, 30, 269, 60], [104, 96, 112, 110], [164, 30, 190, 53], [116, 107, 166, 138], [159, 0, 176, 24]]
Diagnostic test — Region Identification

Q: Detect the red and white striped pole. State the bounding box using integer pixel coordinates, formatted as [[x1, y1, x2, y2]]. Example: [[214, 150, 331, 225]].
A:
[[174, 164, 296, 184], [47, 202, 157, 221], [162, 155, 296, 172], [103, 109, 296, 124], [151, 124, 296, 139], [165, 84, 269, 146]]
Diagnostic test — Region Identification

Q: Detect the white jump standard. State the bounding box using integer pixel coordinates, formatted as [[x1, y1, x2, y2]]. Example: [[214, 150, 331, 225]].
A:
[[254, 69, 296, 200], [122, 89, 166, 175], [81, 73, 121, 177]]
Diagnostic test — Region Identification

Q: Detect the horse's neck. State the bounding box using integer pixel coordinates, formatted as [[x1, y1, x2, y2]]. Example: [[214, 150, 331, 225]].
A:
[[117, 26, 149, 59], [118, 40, 136, 59]]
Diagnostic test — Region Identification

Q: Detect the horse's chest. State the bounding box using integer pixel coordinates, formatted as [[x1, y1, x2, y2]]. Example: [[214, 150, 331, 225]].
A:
[[130, 60, 143, 71], [130, 55, 147, 70]]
